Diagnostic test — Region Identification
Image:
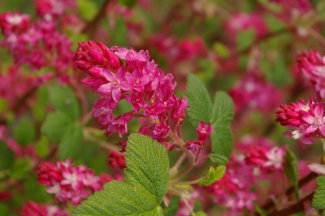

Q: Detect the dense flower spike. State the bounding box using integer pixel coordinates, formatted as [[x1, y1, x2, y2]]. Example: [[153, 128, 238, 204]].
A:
[[275, 98, 325, 146], [296, 50, 325, 99], [75, 41, 190, 147], [21, 201, 68, 216], [37, 159, 102, 205]]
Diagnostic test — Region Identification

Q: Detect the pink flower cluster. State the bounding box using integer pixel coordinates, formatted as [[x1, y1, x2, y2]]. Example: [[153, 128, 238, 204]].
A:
[[229, 72, 283, 114], [21, 201, 68, 216], [296, 50, 325, 99], [37, 159, 102, 205], [205, 136, 287, 215], [75, 41, 190, 148], [0, 11, 74, 73], [276, 98, 325, 147]]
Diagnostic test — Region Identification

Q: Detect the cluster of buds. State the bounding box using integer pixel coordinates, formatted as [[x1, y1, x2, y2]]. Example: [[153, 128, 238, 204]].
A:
[[205, 136, 287, 214], [296, 50, 325, 99], [37, 159, 102, 205], [21, 201, 68, 216], [229, 72, 283, 115], [75, 41, 211, 150], [0, 11, 74, 73], [107, 150, 126, 169], [275, 98, 325, 146]]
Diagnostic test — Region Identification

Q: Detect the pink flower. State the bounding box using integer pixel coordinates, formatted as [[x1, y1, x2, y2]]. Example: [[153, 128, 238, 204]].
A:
[[196, 121, 213, 141]]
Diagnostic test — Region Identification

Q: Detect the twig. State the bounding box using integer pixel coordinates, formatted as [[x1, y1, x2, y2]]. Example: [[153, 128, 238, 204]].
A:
[[269, 192, 314, 216], [81, 0, 111, 36], [262, 172, 318, 210]]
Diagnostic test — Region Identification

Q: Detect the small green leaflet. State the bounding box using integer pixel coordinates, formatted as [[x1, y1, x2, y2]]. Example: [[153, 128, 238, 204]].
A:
[[312, 176, 325, 211], [209, 154, 228, 165], [198, 166, 226, 186], [185, 73, 212, 126], [283, 149, 299, 200], [0, 141, 14, 171], [72, 134, 169, 216]]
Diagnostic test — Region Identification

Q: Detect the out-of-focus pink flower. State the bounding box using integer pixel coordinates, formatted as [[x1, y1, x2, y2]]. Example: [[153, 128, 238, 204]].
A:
[[297, 50, 325, 99], [230, 72, 283, 114], [21, 201, 68, 216], [37, 159, 102, 206], [225, 13, 268, 40]]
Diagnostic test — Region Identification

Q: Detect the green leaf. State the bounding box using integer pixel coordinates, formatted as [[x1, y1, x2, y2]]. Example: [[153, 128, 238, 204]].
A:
[[72, 134, 169, 216], [163, 196, 180, 216], [41, 112, 72, 143], [185, 73, 212, 127], [283, 149, 299, 200], [47, 84, 80, 121], [210, 91, 234, 159], [9, 158, 31, 180], [118, 0, 137, 8], [213, 42, 230, 58], [210, 154, 228, 165], [0, 141, 14, 171], [12, 117, 36, 146], [77, 0, 97, 21], [111, 17, 128, 47], [312, 176, 325, 210], [0, 204, 9, 216], [198, 166, 226, 186], [192, 212, 207, 216], [59, 124, 83, 160], [254, 203, 268, 216], [236, 29, 255, 50], [211, 91, 234, 126]]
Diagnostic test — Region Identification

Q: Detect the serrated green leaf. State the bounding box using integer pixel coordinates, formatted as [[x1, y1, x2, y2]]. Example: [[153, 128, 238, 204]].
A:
[[12, 117, 36, 146], [185, 73, 212, 127], [73, 134, 169, 216], [211, 125, 233, 159], [210, 91, 234, 159], [41, 112, 72, 143], [59, 124, 83, 160], [284, 149, 299, 200], [312, 176, 325, 210], [198, 166, 226, 186], [210, 154, 228, 165], [211, 91, 234, 126], [163, 196, 180, 216], [0, 141, 14, 171], [47, 84, 80, 121]]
